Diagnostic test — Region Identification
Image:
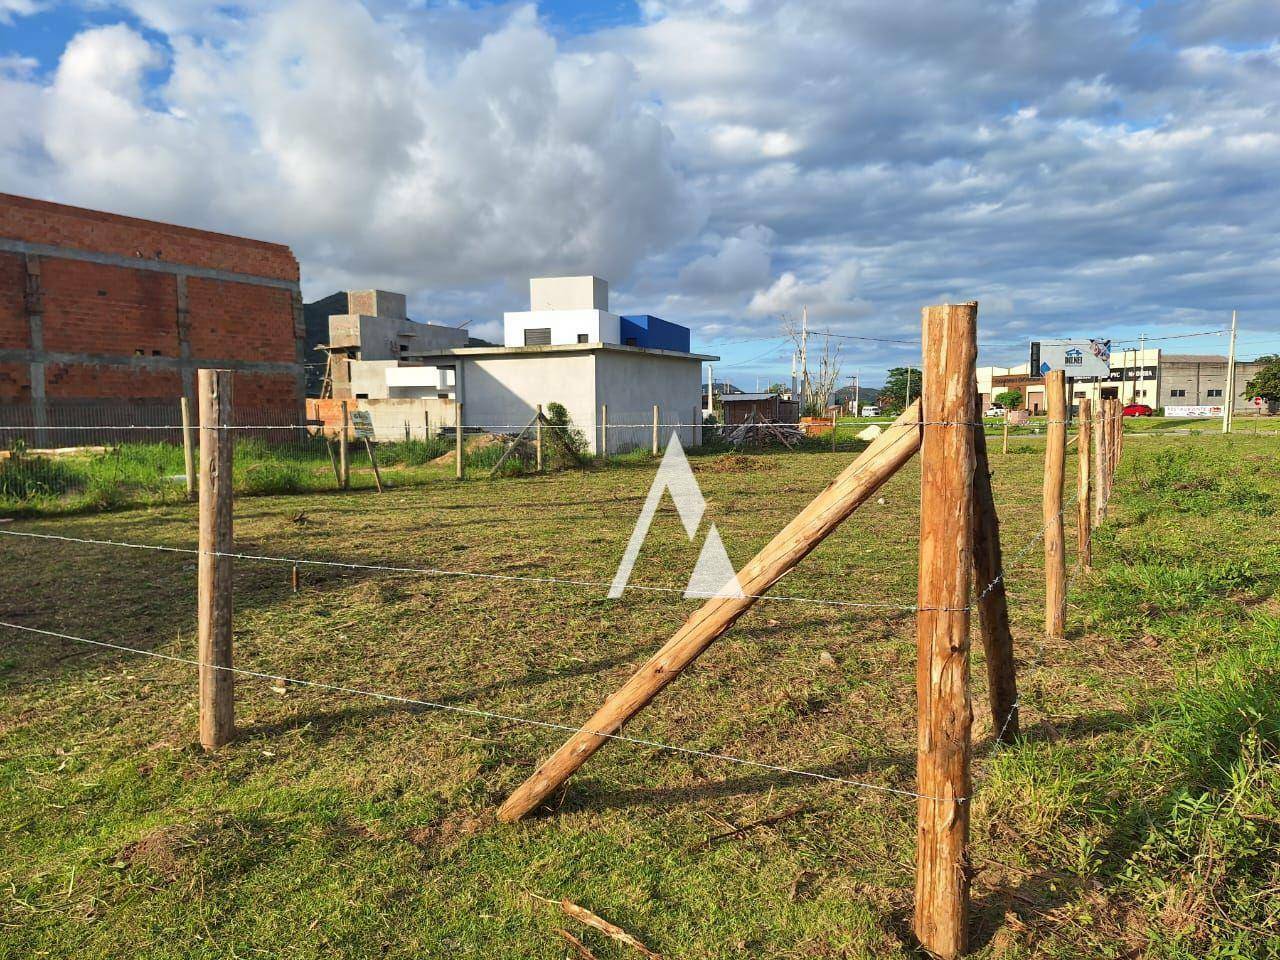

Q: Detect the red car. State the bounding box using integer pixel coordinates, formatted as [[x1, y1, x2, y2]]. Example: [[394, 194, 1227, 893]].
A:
[[1122, 403, 1153, 417]]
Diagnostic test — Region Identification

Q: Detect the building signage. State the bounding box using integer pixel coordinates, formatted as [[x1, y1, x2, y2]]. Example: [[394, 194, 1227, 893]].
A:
[[1030, 339, 1112, 378], [1165, 404, 1224, 418], [350, 409, 376, 439]]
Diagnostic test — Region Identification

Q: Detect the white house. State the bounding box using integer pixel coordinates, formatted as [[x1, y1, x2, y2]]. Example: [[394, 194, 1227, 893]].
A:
[[326, 278, 715, 453]]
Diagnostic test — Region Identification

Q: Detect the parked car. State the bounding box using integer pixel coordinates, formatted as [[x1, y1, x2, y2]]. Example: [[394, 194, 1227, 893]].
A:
[[1122, 403, 1154, 417], [984, 406, 1006, 418]]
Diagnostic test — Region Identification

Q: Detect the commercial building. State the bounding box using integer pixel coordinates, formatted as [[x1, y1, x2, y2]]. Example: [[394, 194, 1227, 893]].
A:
[[321, 276, 714, 452], [978, 348, 1273, 415], [0, 193, 305, 423]]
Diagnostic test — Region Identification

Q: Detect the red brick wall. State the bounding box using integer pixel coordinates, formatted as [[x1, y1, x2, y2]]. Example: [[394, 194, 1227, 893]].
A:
[[39, 258, 179, 356], [0, 193, 297, 281], [186, 276, 295, 363], [0, 194, 302, 410], [45, 361, 182, 400]]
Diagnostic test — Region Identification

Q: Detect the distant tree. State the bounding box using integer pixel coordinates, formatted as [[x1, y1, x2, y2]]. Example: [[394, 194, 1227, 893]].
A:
[[1247, 356, 1280, 402], [878, 367, 922, 412], [994, 389, 1023, 411], [766, 383, 788, 395]]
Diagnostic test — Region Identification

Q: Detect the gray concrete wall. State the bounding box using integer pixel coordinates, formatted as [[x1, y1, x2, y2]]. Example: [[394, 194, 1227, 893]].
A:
[[362, 397, 456, 441], [1160, 358, 1269, 410], [459, 353, 599, 443], [593, 350, 703, 454]]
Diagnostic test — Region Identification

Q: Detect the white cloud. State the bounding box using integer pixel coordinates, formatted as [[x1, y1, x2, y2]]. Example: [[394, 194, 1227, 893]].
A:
[[14, 0, 701, 299], [678, 224, 773, 295], [5, 0, 1280, 369], [0, 0, 43, 25], [747, 260, 869, 320]]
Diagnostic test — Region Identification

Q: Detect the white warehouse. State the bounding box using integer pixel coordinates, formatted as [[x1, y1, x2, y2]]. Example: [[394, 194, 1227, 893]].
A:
[[323, 278, 715, 454]]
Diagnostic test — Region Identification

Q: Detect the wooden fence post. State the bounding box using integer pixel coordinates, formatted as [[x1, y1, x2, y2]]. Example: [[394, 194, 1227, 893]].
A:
[[652, 404, 659, 456], [914, 302, 978, 959], [1093, 399, 1107, 527], [455, 402, 464, 481], [339, 401, 350, 490], [180, 395, 197, 501], [536, 404, 544, 472], [971, 396, 1018, 744], [197, 369, 235, 750], [1077, 398, 1092, 571], [1043, 370, 1067, 640], [1002, 414, 1009, 455], [1114, 403, 1124, 470]]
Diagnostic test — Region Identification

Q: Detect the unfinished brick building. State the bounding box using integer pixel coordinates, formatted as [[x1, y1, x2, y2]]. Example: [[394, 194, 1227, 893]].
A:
[[0, 193, 305, 425]]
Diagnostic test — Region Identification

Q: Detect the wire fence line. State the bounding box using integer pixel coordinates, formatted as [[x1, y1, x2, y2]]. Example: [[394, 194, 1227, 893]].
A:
[[0, 405, 1122, 813], [0, 528, 922, 611], [0, 619, 943, 803]]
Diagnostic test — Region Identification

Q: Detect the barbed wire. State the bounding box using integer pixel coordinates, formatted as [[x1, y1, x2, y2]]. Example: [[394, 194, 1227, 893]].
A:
[[0, 618, 946, 803], [0, 528, 922, 611]]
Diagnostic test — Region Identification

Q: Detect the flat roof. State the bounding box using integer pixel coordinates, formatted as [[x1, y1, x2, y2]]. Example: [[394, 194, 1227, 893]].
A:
[[403, 342, 718, 362], [722, 392, 784, 402]]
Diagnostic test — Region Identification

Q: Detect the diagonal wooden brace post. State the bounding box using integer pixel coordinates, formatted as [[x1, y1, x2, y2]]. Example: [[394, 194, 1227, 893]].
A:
[[970, 396, 1018, 744], [496, 400, 925, 822]]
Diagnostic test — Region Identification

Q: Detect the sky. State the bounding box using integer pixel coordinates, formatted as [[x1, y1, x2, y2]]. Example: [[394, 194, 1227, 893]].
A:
[[2, 0, 1279, 387]]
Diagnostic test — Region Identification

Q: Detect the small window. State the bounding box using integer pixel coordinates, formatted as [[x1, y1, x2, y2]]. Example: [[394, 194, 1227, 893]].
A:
[[624, 337, 637, 346], [1207, 388, 1223, 398], [356, 393, 368, 400], [577, 334, 589, 343], [524, 327, 552, 346], [1170, 389, 1186, 398], [152, 350, 161, 356]]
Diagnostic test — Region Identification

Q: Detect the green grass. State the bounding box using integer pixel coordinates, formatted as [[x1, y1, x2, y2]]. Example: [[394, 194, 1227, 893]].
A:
[[1, 431, 1278, 957]]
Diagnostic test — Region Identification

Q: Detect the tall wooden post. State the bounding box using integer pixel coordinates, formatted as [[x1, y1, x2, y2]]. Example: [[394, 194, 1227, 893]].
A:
[[971, 396, 1017, 744], [1077, 398, 1092, 571], [914, 302, 977, 960], [1114, 403, 1124, 470], [1043, 370, 1067, 640], [455, 402, 464, 481], [339, 401, 350, 490], [1093, 399, 1108, 526], [652, 404, 660, 456], [180, 395, 197, 501], [197, 369, 234, 750], [1002, 414, 1009, 455], [536, 404, 544, 472], [600, 404, 608, 459]]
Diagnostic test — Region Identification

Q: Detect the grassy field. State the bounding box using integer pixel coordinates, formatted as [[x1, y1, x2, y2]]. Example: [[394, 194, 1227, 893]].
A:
[[1, 428, 1278, 958]]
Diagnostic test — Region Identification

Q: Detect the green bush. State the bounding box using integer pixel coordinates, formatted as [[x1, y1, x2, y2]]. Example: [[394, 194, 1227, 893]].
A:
[[0, 456, 88, 500], [377, 438, 450, 466], [237, 461, 309, 496]]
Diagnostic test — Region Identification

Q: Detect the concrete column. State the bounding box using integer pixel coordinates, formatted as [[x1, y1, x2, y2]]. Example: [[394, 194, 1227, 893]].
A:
[[23, 255, 47, 444]]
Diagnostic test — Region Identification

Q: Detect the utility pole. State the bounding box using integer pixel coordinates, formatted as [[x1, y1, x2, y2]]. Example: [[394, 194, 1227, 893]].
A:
[[1137, 334, 1146, 405], [801, 305, 809, 412], [790, 351, 798, 400], [905, 365, 913, 409], [854, 370, 860, 417], [1223, 310, 1238, 434], [707, 363, 713, 412]]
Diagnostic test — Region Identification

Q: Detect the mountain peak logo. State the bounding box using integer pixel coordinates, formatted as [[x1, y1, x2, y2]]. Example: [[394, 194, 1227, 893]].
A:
[[608, 434, 743, 601]]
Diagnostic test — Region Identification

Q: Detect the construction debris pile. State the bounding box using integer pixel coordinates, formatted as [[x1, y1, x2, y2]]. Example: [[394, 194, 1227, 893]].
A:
[[722, 412, 807, 448]]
